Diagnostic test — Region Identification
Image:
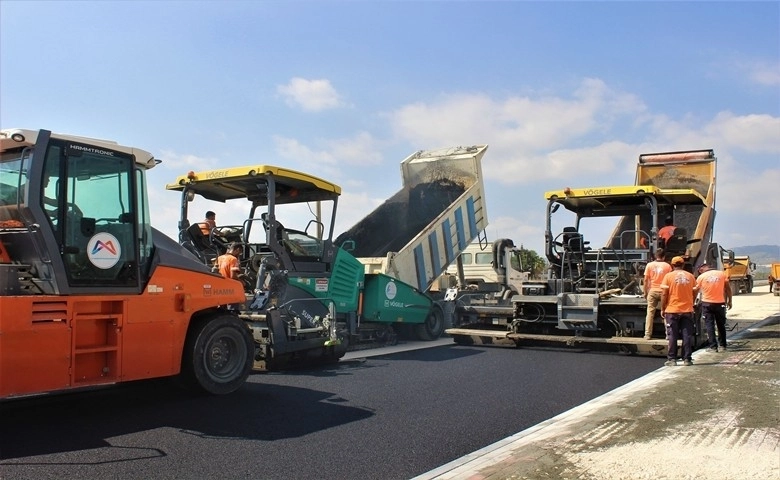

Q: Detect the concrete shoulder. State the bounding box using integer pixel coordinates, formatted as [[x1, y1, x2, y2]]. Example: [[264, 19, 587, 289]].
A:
[[416, 310, 780, 480]]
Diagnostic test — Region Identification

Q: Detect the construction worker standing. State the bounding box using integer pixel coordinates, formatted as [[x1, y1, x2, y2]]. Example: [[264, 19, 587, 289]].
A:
[[661, 256, 699, 366], [217, 243, 243, 280], [696, 263, 733, 352], [643, 248, 672, 340]]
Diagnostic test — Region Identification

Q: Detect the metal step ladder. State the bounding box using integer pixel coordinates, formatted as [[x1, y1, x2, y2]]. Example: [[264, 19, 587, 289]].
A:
[[557, 293, 598, 331]]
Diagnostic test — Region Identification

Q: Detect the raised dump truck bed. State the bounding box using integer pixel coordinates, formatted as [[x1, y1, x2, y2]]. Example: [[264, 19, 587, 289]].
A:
[[608, 149, 717, 263], [336, 145, 489, 292]]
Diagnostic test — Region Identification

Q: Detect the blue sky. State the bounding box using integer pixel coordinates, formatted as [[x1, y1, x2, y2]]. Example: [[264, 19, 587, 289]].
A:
[[2, 1, 778, 256]]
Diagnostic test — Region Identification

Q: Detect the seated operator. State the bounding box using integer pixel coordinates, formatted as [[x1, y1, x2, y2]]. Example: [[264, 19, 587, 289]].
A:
[[199, 211, 217, 236], [658, 216, 676, 246]]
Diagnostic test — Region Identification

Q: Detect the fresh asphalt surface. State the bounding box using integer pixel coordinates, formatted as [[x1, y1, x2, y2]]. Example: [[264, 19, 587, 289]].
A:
[[0, 341, 660, 480]]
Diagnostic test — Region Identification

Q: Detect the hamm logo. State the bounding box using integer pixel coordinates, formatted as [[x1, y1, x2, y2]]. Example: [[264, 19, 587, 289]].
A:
[[87, 232, 122, 269]]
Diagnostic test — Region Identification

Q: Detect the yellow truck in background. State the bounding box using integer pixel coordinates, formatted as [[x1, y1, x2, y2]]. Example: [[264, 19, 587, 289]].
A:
[[771, 263, 780, 296], [724, 255, 755, 294]]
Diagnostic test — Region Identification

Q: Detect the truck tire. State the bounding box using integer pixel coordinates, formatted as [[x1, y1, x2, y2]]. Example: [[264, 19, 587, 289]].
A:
[[180, 314, 254, 395], [747, 278, 753, 293], [415, 305, 444, 341]]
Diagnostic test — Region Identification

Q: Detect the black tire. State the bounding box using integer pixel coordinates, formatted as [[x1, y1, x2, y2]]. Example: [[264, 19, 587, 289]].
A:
[[328, 331, 350, 361], [180, 314, 254, 395], [415, 306, 445, 341]]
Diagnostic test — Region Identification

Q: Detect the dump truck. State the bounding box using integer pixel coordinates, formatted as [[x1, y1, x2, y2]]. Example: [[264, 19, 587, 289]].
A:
[[335, 145, 489, 341], [724, 255, 755, 294], [771, 263, 780, 296], [0, 128, 254, 399], [166, 145, 489, 362], [438, 238, 532, 324], [446, 149, 728, 356], [443, 240, 531, 290]]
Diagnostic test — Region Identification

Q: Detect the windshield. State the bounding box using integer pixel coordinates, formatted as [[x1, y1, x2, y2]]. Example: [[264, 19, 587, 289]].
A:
[[185, 193, 335, 243], [284, 229, 325, 257], [0, 149, 29, 205], [550, 206, 621, 248]]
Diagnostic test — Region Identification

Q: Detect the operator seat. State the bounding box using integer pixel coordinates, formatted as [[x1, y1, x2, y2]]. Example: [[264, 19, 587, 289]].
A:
[[186, 223, 219, 263], [562, 227, 589, 258], [262, 214, 298, 255], [664, 227, 688, 258], [561, 226, 590, 281], [187, 223, 212, 251]]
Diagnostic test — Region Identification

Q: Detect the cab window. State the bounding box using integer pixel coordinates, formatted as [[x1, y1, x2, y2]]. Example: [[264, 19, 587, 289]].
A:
[[45, 140, 139, 287], [475, 252, 493, 265]]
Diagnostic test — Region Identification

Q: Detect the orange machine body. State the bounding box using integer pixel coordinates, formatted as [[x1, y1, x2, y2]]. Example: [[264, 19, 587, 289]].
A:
[[0, 265, 245, 398]]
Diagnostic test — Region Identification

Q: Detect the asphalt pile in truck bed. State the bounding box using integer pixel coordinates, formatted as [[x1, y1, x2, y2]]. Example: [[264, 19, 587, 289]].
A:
[[336, 179, 466, 257], [647, 167, 710, 197]]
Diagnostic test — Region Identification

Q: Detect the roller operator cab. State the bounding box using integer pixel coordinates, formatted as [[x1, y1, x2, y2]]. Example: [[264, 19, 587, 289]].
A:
[[0, 129, 254, 399]]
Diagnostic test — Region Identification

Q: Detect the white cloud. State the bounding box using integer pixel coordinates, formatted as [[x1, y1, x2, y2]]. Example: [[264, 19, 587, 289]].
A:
[[389, 78, 646, 149], [486, 214, 547, 254], [157, 150, 220, 170], [276, 77, 345, 112], [273, 136, 334, 164], [743, 59, 780, 87], [387, 79, 648, 185], [272, 132, 384, 182], [386, 79, 780, 193], [535, 141, 640, 181], [324, 131, 383, 166], [709, 56, 780, 88], [704, 112, 780, 153], [147, 185, 183, 240], [716, 164, 780, 216]]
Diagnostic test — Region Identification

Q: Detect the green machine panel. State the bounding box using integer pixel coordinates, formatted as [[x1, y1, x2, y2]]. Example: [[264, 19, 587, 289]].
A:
[[362, 273, 432, 324]]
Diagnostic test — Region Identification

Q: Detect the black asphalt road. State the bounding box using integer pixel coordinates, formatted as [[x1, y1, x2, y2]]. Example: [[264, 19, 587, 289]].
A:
[[0, 343, 660, 480]]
